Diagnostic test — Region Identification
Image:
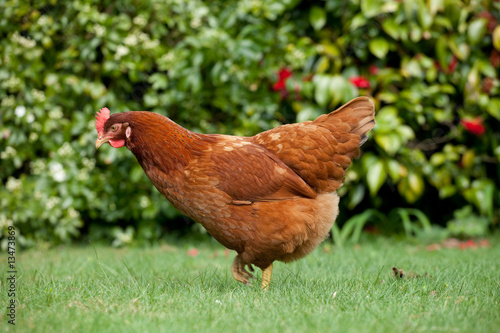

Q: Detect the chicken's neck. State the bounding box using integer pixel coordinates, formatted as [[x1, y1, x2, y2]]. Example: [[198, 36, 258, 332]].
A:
[[126, 114, 209, 172]]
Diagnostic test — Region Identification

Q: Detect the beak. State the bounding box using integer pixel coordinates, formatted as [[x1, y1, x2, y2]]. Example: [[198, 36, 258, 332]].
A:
[[95, 136, 109, 149]]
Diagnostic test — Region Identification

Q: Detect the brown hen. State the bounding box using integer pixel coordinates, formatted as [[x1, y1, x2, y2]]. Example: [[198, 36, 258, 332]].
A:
[[95, 97, 375, 289]]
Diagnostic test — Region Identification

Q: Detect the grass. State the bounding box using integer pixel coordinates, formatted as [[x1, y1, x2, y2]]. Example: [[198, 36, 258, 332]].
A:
[[2, 236, 499, 333]]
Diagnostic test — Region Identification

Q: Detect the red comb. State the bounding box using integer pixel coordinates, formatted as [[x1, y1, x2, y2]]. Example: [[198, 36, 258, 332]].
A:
[[95, 107, 110, 136]]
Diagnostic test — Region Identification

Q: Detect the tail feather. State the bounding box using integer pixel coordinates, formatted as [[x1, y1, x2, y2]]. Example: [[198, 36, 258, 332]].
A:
[[313, 96, 375, 146]]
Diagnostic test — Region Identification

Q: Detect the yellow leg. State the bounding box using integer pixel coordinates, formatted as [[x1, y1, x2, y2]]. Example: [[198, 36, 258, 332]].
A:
[[231, 254, 255, 285], [261, 263, 273, 290]]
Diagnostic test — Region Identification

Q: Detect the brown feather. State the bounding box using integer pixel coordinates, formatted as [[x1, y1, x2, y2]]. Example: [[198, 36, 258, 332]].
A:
[[254, 97, 374, 193]]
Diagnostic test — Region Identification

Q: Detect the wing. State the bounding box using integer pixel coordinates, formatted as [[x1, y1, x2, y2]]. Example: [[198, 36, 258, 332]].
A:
[[198, 137, 317, 203]]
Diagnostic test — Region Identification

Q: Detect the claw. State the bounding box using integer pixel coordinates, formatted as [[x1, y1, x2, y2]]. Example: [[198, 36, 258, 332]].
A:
[[231, 255, 256, 285]]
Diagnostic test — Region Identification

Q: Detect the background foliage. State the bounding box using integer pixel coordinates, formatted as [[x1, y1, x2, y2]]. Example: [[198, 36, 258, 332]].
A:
[[1, 0, 499, 247]]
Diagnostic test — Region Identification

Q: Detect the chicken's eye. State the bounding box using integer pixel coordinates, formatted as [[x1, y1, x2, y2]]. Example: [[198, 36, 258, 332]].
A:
[[110, 125, 118, 131]]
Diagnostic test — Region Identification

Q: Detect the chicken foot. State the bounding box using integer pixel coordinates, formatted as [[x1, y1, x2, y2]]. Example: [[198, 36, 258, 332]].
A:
[[231, 254, 255, 285], [261, 263, 273, 290]]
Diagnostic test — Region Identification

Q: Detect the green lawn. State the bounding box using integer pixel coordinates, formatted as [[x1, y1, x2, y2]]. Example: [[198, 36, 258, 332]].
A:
[[2, 236, 499, 333]]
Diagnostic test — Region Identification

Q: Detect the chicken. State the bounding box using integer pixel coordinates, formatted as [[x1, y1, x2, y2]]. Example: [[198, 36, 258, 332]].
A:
[[95, 97, 375, 289]]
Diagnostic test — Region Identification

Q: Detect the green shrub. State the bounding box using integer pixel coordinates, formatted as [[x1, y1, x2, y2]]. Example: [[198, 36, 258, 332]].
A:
[[1, 0, 498, 247]]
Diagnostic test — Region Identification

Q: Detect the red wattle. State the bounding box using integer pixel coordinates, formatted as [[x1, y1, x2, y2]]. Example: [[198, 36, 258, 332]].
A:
[[109, 139, 125, 148]]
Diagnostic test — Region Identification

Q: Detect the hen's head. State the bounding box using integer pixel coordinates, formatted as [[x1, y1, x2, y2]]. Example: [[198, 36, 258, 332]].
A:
[[95, 108, 131, 149]]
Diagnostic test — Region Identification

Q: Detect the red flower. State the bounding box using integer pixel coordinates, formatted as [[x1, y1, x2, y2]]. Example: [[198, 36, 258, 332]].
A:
[[272, 68, 292, 91], [448, 56, 458, 73], [434, 56, 459, 74], [460, 117, 486, 136], [349, 76, 370, 88], [187, 248, 199, 257], [369, 65, 380, 75], [459, 240, 478, 250]]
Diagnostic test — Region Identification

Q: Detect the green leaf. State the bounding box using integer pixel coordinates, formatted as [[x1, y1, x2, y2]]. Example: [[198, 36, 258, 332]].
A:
[[402, 58, 424, 78], [361, 0, 383, 18], [350, 14, 368, 31], [487, 98, 500, 120], [493, 25, 500, 51], [464, 180, 494, 217], [449, 36, 470, 61], [296, 105, 322, 122], [374, 106, 400, 131], [386, 159, 403, 182], [428, 0, 444, 16], [398, 172, 424, 203], [467, 18, 487, 45], [329, 75, 348, 106], [494, 146, 500, 162], [309, 6, 326, 31], [348, 184, 366, 209], [313, 74, 331, 107], [382, 18, 400, 40], [397, 125, 415, 140], [439, 185, 457, 199], [369, 38, 389, 59], [144, 93, 159, 107], [430, 153, 446, 166], [409, 23, 423, 43], [408, 172, 425, 197], [315, 56, 330, 74], [366, 158, 387, 196], [87, 82, 106, 100], [435, 35, 449, 70], [417, 1, 433, 29], [375, 133, 401, 156], [148, 73, 168, 90], [434, 16, 452, 30]]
